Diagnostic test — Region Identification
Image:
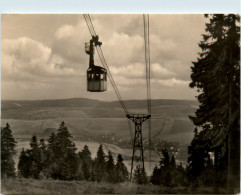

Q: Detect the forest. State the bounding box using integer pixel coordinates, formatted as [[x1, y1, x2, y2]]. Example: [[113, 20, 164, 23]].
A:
[[1, 14, 240, 194]]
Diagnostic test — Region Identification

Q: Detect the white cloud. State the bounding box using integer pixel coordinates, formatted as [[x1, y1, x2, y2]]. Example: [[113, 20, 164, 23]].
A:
[[154, 78, 189, 87], [2, 14, 205, 100], [151, 63, 175, 77], [55, 24, 75, 39], [2, 37, 80, 82], [110, 63, 145, 78]]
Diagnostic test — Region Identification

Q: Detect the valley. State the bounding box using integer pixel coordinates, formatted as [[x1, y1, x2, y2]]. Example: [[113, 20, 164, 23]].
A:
[[2, 98, 197, 175]]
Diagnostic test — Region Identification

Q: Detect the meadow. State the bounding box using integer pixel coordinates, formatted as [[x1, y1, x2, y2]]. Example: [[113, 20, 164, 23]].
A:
[[1, 178, 223, 194]]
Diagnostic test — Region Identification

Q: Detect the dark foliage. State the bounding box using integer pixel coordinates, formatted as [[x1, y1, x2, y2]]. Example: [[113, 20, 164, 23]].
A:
[[189, 14, 240, 193], [150, 165, 161, 185], [18, 149, 32, 178], [114, 154, 129, 183], [79, 145, 92, 180], [18, 136, 45, 179], [150, 149, 187, 187], [133, 164, 148, 185], [7, 121, 131, 183], [106, 150, 115, 183], [93, 144, 107, 182], [1, 123, 17, 178], [49, 121, 78, 180]]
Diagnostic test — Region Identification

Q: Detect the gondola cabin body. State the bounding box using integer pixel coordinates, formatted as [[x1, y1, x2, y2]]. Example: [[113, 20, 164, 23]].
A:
[[85, 36, 107, 92], [87, 65, 107, 92]]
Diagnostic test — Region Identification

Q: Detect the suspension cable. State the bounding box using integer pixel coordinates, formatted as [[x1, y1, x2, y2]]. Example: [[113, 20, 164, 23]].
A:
[[83, 14, 133, 141], [83, 14, 129, 115], [143, 14, 152, 171], [83, 14, 96, 36]]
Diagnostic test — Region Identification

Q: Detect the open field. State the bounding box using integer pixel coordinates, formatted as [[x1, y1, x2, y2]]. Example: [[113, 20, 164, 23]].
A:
[[1, 178, 226, 194]]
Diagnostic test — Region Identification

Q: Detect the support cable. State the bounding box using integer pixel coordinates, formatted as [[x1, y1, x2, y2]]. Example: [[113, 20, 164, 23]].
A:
[[143, 14, 152, 172], [83, 14, 133, 140], [83, 14, 128, 115]]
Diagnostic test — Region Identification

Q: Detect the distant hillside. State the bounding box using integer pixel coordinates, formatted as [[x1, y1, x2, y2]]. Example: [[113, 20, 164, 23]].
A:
[[1, 98, 198, 144], [2, 98, 198, 118], [2, 98, 198, 109]]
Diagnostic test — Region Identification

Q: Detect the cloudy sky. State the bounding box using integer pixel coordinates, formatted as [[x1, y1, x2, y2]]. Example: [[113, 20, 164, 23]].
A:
[[1, 14, 206, 101]]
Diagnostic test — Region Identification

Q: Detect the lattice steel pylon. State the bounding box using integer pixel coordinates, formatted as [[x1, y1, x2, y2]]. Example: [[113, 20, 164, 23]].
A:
[[126, 113, 151, 181]]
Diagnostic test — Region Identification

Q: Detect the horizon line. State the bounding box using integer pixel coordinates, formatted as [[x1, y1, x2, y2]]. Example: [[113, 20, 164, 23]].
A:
[[1, 97, 197, 102]]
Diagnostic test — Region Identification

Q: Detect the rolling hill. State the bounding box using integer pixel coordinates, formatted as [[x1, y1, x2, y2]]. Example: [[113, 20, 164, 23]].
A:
[[1, 98, 198, 144], [2, 98, 199, 172]]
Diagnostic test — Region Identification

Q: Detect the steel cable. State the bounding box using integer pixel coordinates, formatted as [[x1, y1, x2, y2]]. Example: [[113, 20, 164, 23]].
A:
[[143, 14, 152, 172], [83, 14, 133, 140]]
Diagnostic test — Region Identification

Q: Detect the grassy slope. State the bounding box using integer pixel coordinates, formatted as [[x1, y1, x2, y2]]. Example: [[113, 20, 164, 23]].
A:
[[1, 178, 223, 194]]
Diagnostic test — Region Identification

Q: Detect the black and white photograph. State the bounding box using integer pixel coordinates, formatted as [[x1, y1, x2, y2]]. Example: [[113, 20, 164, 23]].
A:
[[1, 13, 240, 194]]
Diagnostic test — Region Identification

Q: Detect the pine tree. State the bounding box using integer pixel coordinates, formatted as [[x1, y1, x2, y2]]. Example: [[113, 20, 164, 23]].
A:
[[170, 155, 179, 186], [115, 154, 129, 183], [133, 164, 148, 185], [28, 135, 42, 179], [176, 162, 187, 186], [18, 148, 32, 178], [79, 145, 92, 180], [45, 122, 78, 180], [159, 148, 170, 168], [187, 128, 211, 185], [54, 121, 78, 180], [18, 135, 43, 179], [189, 14, 240, 193], [106, 150, 115, 183], [94, 144, 106, 182], [47, 132, 57, 152], [30, 135, 38, 149], [150, 165, 161, 185], [39, 138, 48, 178], [159, 149, 171, 186], [45, 132, 57, 179], [1, 123, 17, 178], [170, 155, 176, 168]]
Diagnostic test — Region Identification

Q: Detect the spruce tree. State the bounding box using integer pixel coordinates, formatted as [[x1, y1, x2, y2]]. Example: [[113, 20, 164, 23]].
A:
[[150, 165, 161, 185], [29, 135, 42, 179], [45, 122, 78, 180], [159, 148, 170, 168], [18, 148, 32, 178], [94, 144, 106, 182], [47, 132, 57, 152], [79, 145, 92, 162], [159, 149, 171, 186], [133, 164, 148, 185], [54, 121, 78, 180], [30, 135, 38, 149], [176, 163, 187, 186], [39, 138, 48, 178], [189, 14, 240, 193], [115, 154, 129, 183], [45, 132, 57, 179], [170, 155, 176, 168], [106, 150, 115, 183], [79, 145, 92, 180], [187, 128, 211, 185], [1, 123, 17, 178]]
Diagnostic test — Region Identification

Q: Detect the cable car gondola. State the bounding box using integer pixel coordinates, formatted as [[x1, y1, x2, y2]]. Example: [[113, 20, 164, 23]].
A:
[[85, 36, 107, 92]]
